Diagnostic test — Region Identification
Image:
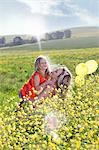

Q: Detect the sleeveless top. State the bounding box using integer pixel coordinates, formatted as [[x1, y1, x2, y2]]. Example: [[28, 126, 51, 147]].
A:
[[20, 71, 48, 100]]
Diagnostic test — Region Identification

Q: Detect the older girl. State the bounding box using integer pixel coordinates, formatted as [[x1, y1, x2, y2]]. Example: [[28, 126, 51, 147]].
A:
[[19, 56, 56, 102]]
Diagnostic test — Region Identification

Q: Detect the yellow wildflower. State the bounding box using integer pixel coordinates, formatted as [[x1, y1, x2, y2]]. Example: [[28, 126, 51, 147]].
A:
[[75, 75, 85, 86]]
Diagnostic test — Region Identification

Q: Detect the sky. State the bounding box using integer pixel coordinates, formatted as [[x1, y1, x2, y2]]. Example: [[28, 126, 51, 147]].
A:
[[0, 0, 99, 36]]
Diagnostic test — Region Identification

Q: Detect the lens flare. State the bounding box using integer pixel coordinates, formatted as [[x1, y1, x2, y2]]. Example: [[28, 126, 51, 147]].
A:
[[85, 60, 98, 74], [75, 63, 88, 76]]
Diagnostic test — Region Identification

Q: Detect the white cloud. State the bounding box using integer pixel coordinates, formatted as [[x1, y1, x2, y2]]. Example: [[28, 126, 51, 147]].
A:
[[75, 11, 99, 26], [17, 0, 99, 25], [17, 0, 69, 16], [1, 0, 99, 35], [23, 17, 48, 36], [64, 0, 99, 26], [0, 15, 48, 36]]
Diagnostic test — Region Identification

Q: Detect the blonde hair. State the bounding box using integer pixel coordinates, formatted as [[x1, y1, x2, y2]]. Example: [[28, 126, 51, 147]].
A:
[[34, 56, 50, 75]]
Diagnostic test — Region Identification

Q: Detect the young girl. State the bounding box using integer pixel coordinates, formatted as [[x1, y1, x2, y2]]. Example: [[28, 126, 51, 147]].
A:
[[19, 56, 56, 103]]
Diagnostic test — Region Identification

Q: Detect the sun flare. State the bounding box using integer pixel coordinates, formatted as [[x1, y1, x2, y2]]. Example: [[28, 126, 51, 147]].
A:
[[25, 17, 47, 37]]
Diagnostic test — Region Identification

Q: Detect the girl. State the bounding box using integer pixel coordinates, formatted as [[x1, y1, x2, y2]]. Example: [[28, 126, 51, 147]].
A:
[[19, 56, 56, 103]]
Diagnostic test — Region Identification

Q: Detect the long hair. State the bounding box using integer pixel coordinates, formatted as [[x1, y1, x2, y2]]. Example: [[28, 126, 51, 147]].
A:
[[34, 56, 51, 76]]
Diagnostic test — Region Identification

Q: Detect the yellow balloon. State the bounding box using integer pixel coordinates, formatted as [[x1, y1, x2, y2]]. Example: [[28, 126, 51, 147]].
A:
[[75, 63, 88, 76], [85, 60, 98, 74], [75, 76, 85, 87]]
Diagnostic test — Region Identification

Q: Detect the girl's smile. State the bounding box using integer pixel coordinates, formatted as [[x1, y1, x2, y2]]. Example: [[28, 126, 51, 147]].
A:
[[39, 59, 48, 71]]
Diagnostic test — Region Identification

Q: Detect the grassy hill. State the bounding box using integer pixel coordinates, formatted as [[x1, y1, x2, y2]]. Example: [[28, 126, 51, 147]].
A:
[[71, 26, 99, 38], [0, 36, 99, 52], [0, 26, 99, 50], [0, 26, 99, 42]]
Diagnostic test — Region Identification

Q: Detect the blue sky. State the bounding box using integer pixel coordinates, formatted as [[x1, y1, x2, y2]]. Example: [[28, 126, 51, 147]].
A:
[[0, 0, 99, 35]]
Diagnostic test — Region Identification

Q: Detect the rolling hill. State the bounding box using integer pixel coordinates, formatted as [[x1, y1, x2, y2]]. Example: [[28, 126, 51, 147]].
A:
[[0, 26, 99, 50], [71, 26, 99, 38]]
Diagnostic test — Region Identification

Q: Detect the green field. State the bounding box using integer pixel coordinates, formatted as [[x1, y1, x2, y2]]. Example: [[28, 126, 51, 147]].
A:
[[0, 48, 99, 103], [0, 36, 99, 51], [0, 48, 99, 149]]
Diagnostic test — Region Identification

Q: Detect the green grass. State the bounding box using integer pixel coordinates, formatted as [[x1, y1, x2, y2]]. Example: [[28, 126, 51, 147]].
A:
[[0, 47, 99, 110], [0, 36, 99, 51]]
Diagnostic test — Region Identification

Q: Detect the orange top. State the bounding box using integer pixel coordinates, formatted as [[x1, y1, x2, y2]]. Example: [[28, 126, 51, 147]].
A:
[[20, 71, 48, 100]]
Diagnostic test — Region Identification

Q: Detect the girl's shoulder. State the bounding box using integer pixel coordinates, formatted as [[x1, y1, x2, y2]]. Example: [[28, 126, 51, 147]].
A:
[[33, 71, 49, 80], [32, 71, 41, 79], [34, 71, 40, 76], [35, 71, 48, 80], [31, 71, 39, 76]]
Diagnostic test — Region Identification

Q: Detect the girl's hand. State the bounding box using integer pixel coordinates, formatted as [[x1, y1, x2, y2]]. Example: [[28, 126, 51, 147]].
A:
[[46, 79, 56, 88], [46, 79, 53, 85], [49, 72, 58, 80]]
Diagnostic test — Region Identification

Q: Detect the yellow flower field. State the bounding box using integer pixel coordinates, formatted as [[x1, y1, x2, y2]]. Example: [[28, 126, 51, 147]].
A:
[[0, 48, 99, 149]]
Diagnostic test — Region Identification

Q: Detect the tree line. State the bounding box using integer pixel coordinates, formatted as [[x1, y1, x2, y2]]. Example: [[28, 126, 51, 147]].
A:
[[0, 29, 71, 47]]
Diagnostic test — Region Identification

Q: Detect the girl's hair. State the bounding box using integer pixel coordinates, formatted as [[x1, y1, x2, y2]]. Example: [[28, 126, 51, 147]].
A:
[[34, 56, 50, 75]]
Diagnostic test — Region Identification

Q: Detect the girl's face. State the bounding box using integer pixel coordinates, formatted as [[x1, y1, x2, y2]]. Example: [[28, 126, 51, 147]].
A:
[[39, 58, 48, 71]]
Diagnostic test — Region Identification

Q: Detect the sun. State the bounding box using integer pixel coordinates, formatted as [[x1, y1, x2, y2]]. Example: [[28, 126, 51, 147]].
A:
[[25, 17, 47, 37], [32, 23, 46, 37]]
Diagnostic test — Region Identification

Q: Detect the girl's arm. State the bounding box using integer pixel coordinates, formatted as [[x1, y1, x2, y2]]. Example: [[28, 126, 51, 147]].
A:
[[34, 74, 52, 91]]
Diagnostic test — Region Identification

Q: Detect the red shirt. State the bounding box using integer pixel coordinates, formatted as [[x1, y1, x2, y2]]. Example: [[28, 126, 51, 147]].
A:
[[20, 71, 48, 100]]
